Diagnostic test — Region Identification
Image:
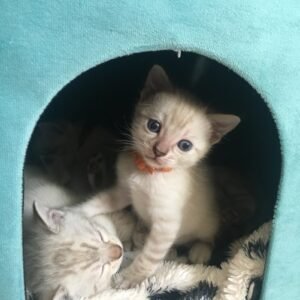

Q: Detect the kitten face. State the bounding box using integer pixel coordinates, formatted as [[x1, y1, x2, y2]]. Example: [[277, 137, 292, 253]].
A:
[[131, 65, 241, 169], [25, 204, 123, 299], [132, 93, 212, 168]]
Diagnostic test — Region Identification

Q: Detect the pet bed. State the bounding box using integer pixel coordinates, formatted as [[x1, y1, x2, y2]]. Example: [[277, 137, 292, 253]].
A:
[[1, 1, 300, 299]]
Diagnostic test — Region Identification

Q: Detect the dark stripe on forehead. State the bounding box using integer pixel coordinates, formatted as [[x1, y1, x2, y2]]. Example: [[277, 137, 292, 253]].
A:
[[80, 243, 98, 250], [80, 257, 100, 270]]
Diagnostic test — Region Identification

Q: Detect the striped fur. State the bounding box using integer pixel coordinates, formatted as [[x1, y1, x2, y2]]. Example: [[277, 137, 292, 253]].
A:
[[23, 167, 136, 300], [78, 65, 240, 288]]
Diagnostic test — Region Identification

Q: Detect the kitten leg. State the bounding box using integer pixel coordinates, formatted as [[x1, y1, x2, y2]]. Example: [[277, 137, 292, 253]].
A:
[[116, 218, 180, 288], [188, 241, 213, 264], [73, 187, 130, 217]]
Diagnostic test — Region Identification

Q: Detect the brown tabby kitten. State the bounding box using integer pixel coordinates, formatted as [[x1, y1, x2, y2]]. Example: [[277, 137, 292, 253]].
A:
[[28, 122, 118, 195]]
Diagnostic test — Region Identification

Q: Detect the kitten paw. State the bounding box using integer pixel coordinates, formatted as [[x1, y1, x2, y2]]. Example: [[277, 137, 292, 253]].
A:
[[188, 242, 212, 264]]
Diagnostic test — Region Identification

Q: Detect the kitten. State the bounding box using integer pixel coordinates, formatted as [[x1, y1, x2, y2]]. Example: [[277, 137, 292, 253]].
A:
[[212, 166, 256, 242], [23, 166, 137, 299], [74, 65, 240, 288], [27, 121, 82, 185], [27, 122, 118, 196], [24, 202, 128, 300], [75, 126, 119, 193]]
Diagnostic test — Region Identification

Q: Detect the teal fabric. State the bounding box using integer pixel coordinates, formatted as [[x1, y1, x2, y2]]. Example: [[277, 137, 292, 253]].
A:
[[0, 1, 299, 299]]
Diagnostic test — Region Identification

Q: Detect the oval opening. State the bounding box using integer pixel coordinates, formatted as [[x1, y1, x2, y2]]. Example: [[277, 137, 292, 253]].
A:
[[23, 50, 281, 297]]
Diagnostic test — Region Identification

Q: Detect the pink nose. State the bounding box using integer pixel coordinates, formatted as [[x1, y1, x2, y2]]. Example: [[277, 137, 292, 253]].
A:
[[107, 244, 123, 261], [153, 144, 167, 157]]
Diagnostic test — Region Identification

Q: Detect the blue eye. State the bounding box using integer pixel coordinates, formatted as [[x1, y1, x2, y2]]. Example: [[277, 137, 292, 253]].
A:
[[177, 140, 193, 152], [147, 119, 161, 133]]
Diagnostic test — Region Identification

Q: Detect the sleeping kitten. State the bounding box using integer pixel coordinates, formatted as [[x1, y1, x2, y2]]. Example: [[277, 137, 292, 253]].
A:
[[74, 65, 240, 288], [24, 203, 128, 300], [23, 166, 136, 299]]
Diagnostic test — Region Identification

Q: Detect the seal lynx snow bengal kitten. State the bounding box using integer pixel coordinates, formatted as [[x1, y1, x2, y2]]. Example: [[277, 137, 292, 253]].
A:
[[73, 65, 241, 288], [23, 166, 135, 299]]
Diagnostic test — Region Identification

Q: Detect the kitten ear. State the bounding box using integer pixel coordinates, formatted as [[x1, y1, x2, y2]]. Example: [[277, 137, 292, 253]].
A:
[[52, 285, 70, 300], [141, 65, 172, 98], [33, 201, 65, 234], [208, 114, 241, 144]]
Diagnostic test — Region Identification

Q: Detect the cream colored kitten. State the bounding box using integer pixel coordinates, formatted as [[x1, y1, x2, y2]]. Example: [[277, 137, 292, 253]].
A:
[[24, 203, 127, 300], [75, 65, 240, 288], [23, 166, 136, 299]]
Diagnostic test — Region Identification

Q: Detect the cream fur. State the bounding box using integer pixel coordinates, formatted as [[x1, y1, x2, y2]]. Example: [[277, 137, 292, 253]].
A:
[[23, 166, 81, 229], [23, 166, 136, 300], [76, 65, 240, 288], [24, 209, 124, 300]]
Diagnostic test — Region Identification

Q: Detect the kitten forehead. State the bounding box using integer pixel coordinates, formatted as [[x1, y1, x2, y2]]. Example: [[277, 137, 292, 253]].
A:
[[54, 211, 119, 247], [139, 92, 211, 138]]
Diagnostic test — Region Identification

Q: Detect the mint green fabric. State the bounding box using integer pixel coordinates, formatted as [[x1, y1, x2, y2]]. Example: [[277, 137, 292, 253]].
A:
[[0, 1, 299, 299]]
